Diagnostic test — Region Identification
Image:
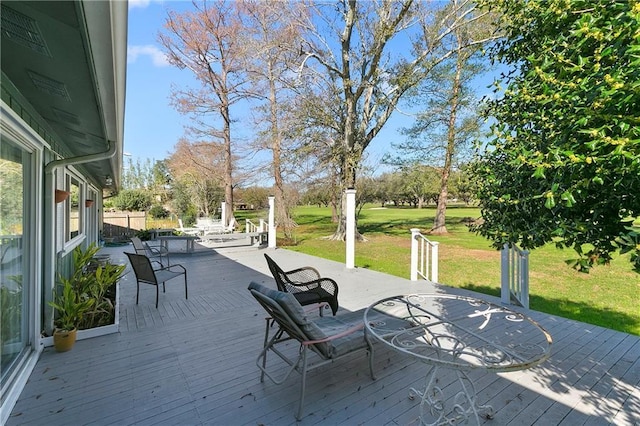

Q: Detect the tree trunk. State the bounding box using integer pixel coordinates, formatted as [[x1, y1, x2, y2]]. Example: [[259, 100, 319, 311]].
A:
[[222, 98, 235, 228], [432, 40, 464, 235], [269, 67, 295, 239]]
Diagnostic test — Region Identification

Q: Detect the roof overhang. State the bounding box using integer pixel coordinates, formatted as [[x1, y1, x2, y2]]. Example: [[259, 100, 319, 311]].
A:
[[1, 0, 128, 190]]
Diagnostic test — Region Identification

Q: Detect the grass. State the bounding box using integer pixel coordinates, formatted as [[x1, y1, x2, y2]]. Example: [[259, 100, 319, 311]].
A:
[[155, 206, 640, 335], [275, 205, 639, 336]]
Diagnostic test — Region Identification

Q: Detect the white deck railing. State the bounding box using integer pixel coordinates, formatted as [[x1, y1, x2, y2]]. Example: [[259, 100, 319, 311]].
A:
[[501, 243, 530, 309], [245, 218, 265, 233], [410, 228, 439, 282]]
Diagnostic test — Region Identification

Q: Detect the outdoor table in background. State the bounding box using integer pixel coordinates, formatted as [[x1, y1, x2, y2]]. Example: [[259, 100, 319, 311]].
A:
[[148, 228, 175, 240], [157, 235, 198, 253], [364, 294, 553, 425]]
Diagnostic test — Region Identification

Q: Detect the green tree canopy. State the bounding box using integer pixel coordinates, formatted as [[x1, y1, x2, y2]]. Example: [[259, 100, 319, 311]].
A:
[[112, 189, 153, 212], [472, 0, 640, 272]]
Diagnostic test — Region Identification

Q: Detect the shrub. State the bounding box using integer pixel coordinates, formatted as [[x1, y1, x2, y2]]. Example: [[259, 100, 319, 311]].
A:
[[149, 205, 170, 219], [112, 189, 152, 211]]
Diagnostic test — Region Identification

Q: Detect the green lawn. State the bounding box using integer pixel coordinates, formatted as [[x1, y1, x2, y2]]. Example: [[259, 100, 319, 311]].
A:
[[259, 205, 639, 336]]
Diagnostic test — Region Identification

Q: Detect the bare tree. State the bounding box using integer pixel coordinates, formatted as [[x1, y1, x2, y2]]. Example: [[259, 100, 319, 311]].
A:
[[296, 0, 497, 240], [159, 1, 251, 227], [239, 0, 306, 239], [167, 138, 226, 217]]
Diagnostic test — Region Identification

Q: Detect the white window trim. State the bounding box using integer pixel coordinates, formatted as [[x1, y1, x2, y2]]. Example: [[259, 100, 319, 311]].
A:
[[0, 100, 44, 426]]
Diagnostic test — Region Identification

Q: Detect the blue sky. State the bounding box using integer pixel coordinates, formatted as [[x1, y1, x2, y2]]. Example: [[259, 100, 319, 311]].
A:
[[124, 1, 192, 162], [124, 1, 499, 178]]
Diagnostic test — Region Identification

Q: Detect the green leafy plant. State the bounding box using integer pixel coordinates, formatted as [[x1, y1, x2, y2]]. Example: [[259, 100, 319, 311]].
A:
[[135, 229, 152, 241], [83, 261, 126, 329], [48, 279, 94, 331], [472, 0, 640, 273], [49, 243, 125, 331]]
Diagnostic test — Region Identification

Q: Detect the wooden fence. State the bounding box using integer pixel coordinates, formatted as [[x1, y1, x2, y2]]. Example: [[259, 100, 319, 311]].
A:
[[102, 211, 146, 239]]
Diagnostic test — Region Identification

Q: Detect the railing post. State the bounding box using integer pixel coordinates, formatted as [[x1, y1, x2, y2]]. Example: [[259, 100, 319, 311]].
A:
[[501, 243, 510, 305], [268, 196, 276, 248], [430, 241, 439, 283], [221, 202, 226, 228], [520, 249, 530, 309], [345, 188, 356, 269], [410, 228, 420, 281], [245, 219, 250, 234]]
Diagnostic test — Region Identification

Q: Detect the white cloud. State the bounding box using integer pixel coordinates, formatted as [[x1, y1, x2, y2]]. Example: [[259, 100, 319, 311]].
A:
[[128, 45, 170, 67], [128, 0, 152, 9]]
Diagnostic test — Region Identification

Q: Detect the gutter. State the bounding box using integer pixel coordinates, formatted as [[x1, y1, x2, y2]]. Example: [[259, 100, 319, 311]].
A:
[[44, 140, 117, 180]]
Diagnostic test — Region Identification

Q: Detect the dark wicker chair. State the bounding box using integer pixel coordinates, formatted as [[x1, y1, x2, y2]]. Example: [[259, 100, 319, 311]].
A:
[[264, 253, 339, 315], [125, 252, 187, 308]]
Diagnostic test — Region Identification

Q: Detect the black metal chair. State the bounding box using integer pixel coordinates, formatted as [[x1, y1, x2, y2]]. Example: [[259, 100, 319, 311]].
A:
[[264, 253, 339, 315], [131, 236, 170, 266], [125, 252, 187, 308]]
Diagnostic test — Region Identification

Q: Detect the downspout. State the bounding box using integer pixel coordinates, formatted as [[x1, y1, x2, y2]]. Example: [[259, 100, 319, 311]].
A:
[[44, 139, 117, 175], [42, 140, 117, 336]]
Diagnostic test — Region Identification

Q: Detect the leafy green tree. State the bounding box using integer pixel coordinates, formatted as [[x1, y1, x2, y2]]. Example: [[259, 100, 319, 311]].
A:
[[240, 186, 271, 210], [472, 0, 640, 272], [449, 164, 475, 205], [149, 205, 170, 219], [112, 189, 153, 212], [401, 166, 442, 208], [0, 159, 23, 234], [387, 2, 491, 233]]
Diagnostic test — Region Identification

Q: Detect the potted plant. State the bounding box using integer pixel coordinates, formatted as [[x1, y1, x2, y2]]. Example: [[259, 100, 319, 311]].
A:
[[48, 279, 94, 352], [47, 243, 125, 351]]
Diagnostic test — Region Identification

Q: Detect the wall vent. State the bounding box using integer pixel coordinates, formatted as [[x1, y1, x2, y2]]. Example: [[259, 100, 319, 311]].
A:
[[1, 5, 51, 56], [28, 71, 71, 101]]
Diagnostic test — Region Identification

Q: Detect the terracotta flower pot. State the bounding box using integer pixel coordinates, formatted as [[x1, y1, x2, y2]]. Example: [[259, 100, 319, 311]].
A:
[[55, 190, 70, 203], [53, 328, 77, 352], [85, 199, 94, 208]]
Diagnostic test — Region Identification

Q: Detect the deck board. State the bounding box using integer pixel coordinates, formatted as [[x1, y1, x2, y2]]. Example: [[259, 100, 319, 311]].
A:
[[6, 245, 640, 425]]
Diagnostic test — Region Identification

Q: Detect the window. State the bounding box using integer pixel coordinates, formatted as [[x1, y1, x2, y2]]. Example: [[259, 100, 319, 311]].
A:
[[64, 174, 83, 244], [0, 136, 32, 393]]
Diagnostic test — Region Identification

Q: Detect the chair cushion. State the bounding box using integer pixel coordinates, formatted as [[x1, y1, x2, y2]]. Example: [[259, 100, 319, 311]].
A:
[[249, 282, 331, 356], [314, 310, 369, 357]]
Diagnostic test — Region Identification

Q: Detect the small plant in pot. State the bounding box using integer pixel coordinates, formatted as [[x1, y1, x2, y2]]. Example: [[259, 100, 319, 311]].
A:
[[48, 279, 94, 352]]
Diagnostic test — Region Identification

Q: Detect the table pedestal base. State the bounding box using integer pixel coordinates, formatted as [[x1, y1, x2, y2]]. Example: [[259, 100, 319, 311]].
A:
[[409, 366, 494, 425]]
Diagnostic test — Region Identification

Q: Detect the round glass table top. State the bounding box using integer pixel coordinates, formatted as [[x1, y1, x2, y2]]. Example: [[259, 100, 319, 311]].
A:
[[364, 294, 553, 372]]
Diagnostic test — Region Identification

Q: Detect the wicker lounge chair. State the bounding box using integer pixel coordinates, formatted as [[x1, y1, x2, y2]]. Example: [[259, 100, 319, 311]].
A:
[[248, 281, 413, 420], [264, 253, 339, 316]]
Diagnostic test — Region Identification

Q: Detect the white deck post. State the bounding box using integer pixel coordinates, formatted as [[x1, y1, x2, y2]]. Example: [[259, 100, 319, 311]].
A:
[[259, 219, 265, 232], [520, 248, 530, 309], [268, 196, 276, 248], [345, 189, 356, 269], [410, 228, 420, 281], [221, 202, 226, 227], [501, 243, 510, 305], [430, 241, 439, 283]]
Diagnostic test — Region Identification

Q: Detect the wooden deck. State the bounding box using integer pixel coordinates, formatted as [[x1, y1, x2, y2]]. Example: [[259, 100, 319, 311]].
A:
[[6, 242, 640, 425]]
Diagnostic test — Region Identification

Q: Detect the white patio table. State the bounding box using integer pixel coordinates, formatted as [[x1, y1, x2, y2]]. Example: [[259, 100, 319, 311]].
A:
[[364, 294, 552, 425]]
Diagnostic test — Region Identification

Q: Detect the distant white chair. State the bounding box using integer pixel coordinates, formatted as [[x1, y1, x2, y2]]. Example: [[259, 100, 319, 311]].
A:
[[197, 217, 235, 235], [177, 219, 200, 236]]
